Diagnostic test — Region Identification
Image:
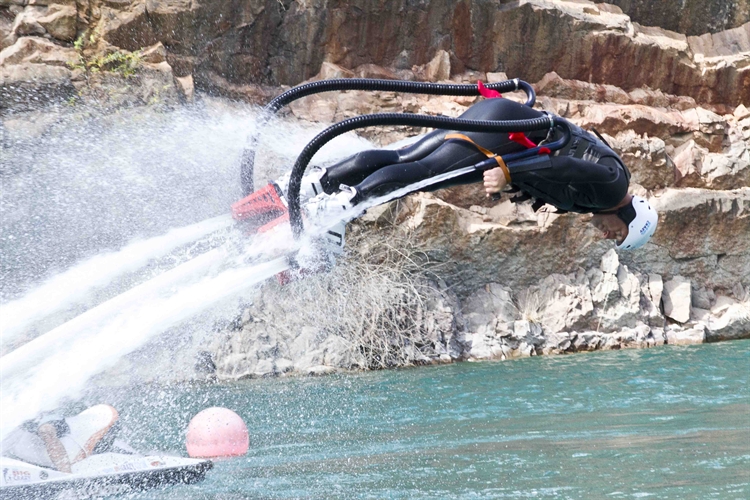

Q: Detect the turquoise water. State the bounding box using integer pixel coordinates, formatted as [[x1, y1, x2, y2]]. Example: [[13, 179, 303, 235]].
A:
[[95, 341, 749, 499]]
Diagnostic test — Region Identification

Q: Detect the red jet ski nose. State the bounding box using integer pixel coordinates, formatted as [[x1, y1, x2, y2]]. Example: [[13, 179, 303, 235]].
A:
[[231, 182, 287, 222]]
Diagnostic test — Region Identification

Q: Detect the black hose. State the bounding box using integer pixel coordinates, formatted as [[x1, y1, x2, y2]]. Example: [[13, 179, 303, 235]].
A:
[[288, 113, 566, 238], [266, 78, 536, 113], [240, 78, 536, 195]]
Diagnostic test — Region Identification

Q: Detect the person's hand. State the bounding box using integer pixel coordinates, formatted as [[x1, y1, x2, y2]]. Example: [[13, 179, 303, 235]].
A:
[[483, 167, 507, 196]]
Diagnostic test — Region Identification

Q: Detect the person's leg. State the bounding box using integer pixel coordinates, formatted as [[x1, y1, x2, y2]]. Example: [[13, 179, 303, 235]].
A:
[[37, 423, 72, 472], [321, 97, 543, 193], [352, 99, 547, 201], [319, 129, 448, 193]]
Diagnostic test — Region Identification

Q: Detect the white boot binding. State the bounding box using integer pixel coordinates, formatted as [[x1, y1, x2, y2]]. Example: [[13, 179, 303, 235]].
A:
[[276, 167, 327, 201]]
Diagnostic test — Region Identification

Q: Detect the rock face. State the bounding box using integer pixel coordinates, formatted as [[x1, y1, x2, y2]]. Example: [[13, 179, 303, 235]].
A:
[[2, 0, 750, 109], [607, 0, 750, 36]]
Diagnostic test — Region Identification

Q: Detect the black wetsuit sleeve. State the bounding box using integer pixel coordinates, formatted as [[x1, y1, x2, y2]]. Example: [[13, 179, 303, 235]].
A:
[[508, 155, 629, 213]]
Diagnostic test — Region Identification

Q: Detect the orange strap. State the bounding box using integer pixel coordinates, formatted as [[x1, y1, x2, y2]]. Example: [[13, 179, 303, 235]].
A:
[[445, 133, 511, 184]]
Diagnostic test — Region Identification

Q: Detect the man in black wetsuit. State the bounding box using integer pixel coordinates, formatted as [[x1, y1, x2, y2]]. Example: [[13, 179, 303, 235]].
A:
[[270, 97, 657, 250]]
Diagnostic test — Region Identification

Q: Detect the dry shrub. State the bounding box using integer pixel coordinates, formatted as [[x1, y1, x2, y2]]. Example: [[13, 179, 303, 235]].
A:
[[262, 223, 456, 369], [513, 286, 553, 326]]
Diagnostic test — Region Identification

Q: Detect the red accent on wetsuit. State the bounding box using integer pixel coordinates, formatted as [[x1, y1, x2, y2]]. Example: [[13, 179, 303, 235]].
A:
[[508, 132, 537, 149], [477, 80, 502, 99]]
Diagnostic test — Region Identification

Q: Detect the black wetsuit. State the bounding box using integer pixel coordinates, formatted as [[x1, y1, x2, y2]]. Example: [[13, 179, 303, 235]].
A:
[[318, 98, 630, 214]]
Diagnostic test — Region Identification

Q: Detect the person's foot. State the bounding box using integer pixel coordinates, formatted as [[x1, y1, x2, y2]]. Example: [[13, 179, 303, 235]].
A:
[[276, 166, 327, 201], [303, 185, 357, 225]]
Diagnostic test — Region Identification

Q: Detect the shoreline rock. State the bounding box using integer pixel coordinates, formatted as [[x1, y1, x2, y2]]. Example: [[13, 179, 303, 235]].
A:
[[209, 242, 749, 380]]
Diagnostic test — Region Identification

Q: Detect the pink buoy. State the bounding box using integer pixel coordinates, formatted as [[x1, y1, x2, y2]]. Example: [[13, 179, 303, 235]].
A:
[[186, 407, 249, 458]]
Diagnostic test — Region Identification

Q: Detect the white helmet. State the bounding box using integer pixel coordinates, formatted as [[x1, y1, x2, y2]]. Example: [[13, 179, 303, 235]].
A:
[[616, 195, 658, 251]]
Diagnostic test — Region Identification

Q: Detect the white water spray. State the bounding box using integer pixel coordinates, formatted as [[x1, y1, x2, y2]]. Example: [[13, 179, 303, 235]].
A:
[[0, 215, 233, 346], [0, 253, 290, 438], [1, 99, 374, 442]]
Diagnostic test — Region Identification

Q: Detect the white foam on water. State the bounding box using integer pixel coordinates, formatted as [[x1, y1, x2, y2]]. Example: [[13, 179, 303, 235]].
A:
[[0, 215, 233, 346]]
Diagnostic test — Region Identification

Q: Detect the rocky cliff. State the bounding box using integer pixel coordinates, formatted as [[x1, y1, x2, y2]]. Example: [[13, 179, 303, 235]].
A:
[[607, 0, 750, 36], [2, 0, 748, 378], [2, 0, 749, 110]]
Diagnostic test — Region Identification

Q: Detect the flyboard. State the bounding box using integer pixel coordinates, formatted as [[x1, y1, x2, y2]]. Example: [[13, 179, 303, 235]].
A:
[[0, 454, 212, 500], [230, 77, 571, 278], [0, 406, 212, 500]]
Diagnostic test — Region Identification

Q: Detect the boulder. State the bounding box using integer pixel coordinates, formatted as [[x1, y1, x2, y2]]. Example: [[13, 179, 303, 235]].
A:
[[254, 359, 275, 377], [1, 7, 18, 50], [293, 348, 325, 373], [734, 104, 750, 120], [0, 61, 75, 111], [315, 61, 354, 80], [534, 274, 595, 333], [610, 131, 673, 191], [306, 365, 338, 376], [665, 325, 705, 345], [275, 358, 294, 374], [662, 276, 692, 323], [541, 331, 572, 355], [691, 286, 716, 310], [640, 274, 665, 326], [648, 274, 664, 305], [649, 188, 750, 261], [36, 4, 76, 41], [174, 74, 193, 102], [414, 49, 450, 81], [99, 3, 155, 51], [140, 41, 167, 64], [352, 63, 401, 80], [461, 283, 516, 334], [570, 332, 603, 352], [0, 35, 75, 66], [706, 298, 750, 341], [468, 331, 492, 360], [10, 6, 45, 37], [535, 71, 631, 104], [322, 335, 364, 369]]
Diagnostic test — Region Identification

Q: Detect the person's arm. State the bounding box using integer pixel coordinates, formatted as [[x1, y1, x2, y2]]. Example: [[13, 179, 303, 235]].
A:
[[486, 155, 628, 212], [37, 423, 72, 473]]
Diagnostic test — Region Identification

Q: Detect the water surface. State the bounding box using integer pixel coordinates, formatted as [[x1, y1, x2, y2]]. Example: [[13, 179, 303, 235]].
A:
[[91, 340, 749, 499]]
